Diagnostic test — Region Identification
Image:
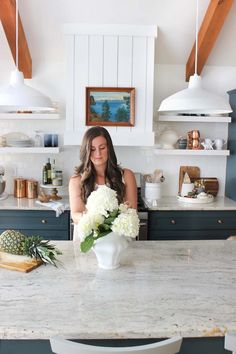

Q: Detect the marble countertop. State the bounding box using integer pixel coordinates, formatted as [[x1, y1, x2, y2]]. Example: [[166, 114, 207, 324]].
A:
[[1, 195, 236, 212], [0, 195, 69, 210], [1, 240, 236, 340], [145, 196, 236, 211]]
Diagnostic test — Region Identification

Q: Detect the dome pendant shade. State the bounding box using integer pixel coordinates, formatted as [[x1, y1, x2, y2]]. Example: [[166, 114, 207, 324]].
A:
[[158, 74, 232, 115], [0, 69, 54, 112]]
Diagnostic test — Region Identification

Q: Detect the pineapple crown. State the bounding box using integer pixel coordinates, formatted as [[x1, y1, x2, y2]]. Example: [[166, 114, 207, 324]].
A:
[[24, 236, 62, 266]]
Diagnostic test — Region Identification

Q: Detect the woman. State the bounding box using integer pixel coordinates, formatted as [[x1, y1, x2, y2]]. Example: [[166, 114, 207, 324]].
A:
[[69, 126, 137, 231]]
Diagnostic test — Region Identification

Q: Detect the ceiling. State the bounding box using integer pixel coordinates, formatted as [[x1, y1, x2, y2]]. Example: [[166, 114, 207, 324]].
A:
[[0, 0, 236, 67]]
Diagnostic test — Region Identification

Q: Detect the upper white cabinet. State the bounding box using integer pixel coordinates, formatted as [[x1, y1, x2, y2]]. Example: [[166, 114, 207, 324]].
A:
[[64, 24, 157, 146]]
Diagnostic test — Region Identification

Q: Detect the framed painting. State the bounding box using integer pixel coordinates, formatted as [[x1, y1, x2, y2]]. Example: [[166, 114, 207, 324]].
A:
[[86, 87, 135, 126]]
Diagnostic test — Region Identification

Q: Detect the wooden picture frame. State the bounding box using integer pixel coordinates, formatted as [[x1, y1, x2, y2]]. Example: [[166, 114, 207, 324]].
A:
[[86, 87, 135, 126]]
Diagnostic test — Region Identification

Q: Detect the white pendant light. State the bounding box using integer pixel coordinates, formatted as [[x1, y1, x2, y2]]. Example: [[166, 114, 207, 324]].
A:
[[158, 0, 232, 115], [0, 0, 54, 112]]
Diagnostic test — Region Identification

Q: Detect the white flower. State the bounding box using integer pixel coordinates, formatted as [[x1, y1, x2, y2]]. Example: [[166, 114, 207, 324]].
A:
[[111, 211, 140, 238], [78, 213, 104, 241], [119, 203, 129, 213], [79, 186, 140, 252], [86, 185, 118, 217]]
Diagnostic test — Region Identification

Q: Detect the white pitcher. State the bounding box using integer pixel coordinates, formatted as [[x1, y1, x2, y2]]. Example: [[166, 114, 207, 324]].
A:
[[214, 138, 226, 150]]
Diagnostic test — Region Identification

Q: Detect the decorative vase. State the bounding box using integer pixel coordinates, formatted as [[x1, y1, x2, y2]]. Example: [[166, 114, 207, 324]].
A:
[[93, 232, 129, 269]]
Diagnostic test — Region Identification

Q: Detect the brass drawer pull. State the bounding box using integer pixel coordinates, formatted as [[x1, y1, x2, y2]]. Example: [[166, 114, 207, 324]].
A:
[[41, 219, 47, 224], [170, 219, 176, 225], [217, 219, 223, 224]]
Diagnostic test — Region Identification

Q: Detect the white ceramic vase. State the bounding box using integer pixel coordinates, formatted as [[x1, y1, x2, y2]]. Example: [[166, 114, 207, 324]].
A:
[[93, 232, 129, 270]]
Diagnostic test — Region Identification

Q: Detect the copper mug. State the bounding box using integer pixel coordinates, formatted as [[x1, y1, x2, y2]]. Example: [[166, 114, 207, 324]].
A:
[[26, 179, 38, 199], [14, 178, 26, 198]]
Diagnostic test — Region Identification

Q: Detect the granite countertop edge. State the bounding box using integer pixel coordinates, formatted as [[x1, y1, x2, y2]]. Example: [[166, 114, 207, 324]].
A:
[[1, 195, 236, 211]]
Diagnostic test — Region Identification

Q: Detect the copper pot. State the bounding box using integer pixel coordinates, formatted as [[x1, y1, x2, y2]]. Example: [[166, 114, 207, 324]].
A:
[[26, 179, 38, 199], [14, 178, 26, 198]]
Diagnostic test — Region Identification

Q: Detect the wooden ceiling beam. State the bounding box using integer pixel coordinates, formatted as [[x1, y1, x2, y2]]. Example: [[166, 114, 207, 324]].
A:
[[186, 0, 233, 82], [0, 0, 32, 78]]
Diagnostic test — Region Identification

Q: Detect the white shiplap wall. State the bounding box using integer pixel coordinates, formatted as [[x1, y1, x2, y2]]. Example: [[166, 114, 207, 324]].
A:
[[64, 24, 157, 146]]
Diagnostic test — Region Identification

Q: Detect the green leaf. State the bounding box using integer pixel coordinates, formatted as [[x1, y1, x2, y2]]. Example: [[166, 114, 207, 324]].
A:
[[102, 224, 111, 231], [109, 209, 119, 218], [80, 235, 95, 253], [97, 230, 111, 239], [104, 216, 116, 224]]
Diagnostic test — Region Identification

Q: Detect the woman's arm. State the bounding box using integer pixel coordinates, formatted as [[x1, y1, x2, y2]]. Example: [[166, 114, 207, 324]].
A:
[[69, 175, 86, 224], [123, 168, 137, 209]]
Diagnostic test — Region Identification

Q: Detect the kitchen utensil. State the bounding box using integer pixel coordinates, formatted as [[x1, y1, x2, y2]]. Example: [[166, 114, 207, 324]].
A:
[[159, 129, 178, 149], [187, 130, 201, 150], [178, 166, 200, 194], [201, 138, 214, 150], [214, 138, 226, 150], [180, 183, 194, 197], [177, 194, 214, 204], [143, 174, 152, 183], [177, 138, 187, 149], [153, 169, 164, 182], [14, 178, 26, 198], [191, 177, 219, 197], [0, 166, 8, 200], [3, 132, 31, 147], [26, 179, 38, 199], [0, 251, 42, 272], [145, 182, 162, 201]]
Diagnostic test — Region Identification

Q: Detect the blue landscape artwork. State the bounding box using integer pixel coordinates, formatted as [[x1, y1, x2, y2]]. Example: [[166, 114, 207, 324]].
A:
[[86, 88, 135, 126]]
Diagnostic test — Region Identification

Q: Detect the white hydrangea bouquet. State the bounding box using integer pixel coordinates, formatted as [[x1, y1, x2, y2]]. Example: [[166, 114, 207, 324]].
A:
[[79, 185, 140, 252]]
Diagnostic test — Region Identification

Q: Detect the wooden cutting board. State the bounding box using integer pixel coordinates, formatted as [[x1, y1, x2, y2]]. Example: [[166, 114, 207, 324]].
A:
[[191, 177, 219, 197], [178, 166, 200, 194], [0, 251, 42, 272]]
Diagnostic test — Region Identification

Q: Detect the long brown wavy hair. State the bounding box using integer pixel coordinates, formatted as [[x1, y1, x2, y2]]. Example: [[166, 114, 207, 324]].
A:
[[74, 127, 125, 204]]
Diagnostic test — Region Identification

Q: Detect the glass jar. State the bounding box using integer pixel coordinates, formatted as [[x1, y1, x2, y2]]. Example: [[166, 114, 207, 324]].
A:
[[52, 170, 63, 186], [34, 130, 42, 147]]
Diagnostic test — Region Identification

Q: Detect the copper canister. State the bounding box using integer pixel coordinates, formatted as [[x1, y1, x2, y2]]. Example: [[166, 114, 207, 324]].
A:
[[26, 179, 38, 199], [14, 178, 26, 198]]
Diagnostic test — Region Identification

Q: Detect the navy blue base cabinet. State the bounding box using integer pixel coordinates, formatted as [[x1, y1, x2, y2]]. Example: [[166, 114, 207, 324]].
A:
[[148, 210, 236, 240], [0, 337, 227, 354], [0, 210, 70, 240]]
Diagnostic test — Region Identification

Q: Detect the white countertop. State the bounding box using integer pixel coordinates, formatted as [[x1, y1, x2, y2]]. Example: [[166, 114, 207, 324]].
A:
[[145, 196, 236, 211], [1, 240, 236, 339], [0, 195, 69, 210], [1, 195, 236, 212]]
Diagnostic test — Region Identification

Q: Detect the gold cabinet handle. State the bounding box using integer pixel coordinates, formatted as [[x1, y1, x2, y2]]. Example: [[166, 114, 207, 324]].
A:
[[170, 219, 176, 225], [41, 219, 47, 224], [217, 219, 223, 224]]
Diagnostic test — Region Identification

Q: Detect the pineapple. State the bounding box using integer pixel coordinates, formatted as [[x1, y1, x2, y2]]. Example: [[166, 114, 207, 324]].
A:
[[0, 230, 62, 266]]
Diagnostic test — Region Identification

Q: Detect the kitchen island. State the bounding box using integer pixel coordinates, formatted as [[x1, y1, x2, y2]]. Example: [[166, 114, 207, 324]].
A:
[[0, 240, 236, 354]]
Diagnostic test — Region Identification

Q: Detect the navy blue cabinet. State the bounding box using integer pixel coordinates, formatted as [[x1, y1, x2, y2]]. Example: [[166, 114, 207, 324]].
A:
[[148, 210, 236, 240], [0, 210, 70, 240]]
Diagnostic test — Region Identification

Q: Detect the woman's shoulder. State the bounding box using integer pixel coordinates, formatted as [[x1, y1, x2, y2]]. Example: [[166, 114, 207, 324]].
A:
[[69, 174, 82, 186], [123, 168, 135, 177], [122, 168, 136, 184]]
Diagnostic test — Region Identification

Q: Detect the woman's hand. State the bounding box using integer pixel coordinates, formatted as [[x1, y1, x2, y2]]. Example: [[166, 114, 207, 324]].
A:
[[124, 200, 132, 208]]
